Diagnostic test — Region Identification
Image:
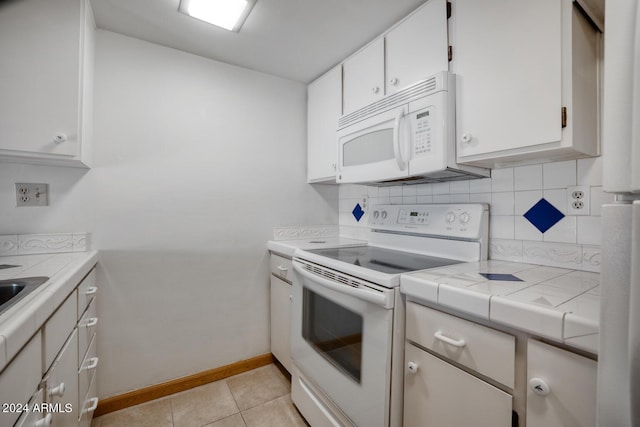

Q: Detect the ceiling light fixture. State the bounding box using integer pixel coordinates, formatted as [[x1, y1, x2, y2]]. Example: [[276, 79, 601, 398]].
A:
[[179, 0, 257, 32]]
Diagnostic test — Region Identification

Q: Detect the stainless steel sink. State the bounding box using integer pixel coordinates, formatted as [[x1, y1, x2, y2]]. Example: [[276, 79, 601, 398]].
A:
[[0, 277, 49, 315]]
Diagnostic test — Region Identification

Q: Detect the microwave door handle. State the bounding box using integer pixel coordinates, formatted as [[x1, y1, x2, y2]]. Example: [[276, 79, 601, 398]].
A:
[[393, 110, 407, 170]]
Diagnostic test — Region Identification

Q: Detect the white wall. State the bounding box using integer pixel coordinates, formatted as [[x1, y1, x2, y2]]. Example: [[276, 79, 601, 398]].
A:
[[0, 29, 338, 398]]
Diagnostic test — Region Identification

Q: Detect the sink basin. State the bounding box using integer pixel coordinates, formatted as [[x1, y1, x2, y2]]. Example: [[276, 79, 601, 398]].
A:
[[0, 277, 49, 315]]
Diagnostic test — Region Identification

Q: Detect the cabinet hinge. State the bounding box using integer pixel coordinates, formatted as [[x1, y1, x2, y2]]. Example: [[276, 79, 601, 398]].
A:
[[447, 1, 452, 19], [448, 46, 453, 62], [561, 107, 567, 128]]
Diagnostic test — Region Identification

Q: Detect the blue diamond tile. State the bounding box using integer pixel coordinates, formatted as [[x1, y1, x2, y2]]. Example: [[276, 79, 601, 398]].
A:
[[479, 273, 524, 282], [352, 203, 365, 222], [523, 198, 565, 233]]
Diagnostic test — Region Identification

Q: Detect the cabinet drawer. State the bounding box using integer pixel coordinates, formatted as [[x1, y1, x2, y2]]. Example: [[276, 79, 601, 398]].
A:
[[44, 290, 77, 370], [77, 268, 97, 319], [78, 298, 97, 367], [270, 254, 293, 283], [406, 302, 515, 388], [14, 388, 47, 427], [79, 333, 98, 405], [0, 331, 42, 427], [79, 372, 98, 427]]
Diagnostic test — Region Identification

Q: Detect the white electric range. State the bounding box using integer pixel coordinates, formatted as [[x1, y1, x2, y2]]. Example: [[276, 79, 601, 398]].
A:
[[290, 203, 489, 427]]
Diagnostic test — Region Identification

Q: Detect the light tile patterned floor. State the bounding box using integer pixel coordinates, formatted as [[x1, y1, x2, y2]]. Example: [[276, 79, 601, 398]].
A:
[[91, 364, 308, 427]]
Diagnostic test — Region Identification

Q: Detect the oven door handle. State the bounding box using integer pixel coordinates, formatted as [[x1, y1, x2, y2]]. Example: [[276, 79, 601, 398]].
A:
[[293, 262, 393, 309]]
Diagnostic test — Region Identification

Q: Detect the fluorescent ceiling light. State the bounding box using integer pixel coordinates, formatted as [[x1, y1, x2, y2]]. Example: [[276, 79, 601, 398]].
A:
[[179, 0, 256, 32]]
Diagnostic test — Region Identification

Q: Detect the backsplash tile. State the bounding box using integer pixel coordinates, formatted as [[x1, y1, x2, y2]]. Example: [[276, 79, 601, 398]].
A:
[[0, 233, 90, 256], [273, 225, 339, 240], [523, 198, 565, 233], [339, 158, 603, 272]]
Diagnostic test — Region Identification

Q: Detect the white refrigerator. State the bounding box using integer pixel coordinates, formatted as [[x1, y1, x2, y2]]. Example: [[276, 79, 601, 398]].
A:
[[598, 0, 640, 425]]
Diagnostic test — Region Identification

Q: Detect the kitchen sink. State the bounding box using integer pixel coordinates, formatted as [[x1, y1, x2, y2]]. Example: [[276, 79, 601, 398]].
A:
[[0, 277, 49, 315]]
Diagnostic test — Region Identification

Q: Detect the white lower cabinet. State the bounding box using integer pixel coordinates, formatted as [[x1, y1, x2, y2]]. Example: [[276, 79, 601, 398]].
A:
[[14, 389, 50, 427], [270, 270, 292, 373], [45, 330, 79, 426], [404, 343, 513, 427], [526, 339, 597, 427]]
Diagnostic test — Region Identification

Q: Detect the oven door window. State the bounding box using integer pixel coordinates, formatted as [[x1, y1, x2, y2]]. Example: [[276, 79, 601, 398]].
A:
[[302, 287, 363, 383]]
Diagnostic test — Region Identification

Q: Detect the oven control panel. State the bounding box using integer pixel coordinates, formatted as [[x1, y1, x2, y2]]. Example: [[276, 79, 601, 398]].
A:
[[369, 204, 488, 239]]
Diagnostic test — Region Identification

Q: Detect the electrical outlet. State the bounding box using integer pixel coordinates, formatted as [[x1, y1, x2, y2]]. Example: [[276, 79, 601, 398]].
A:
[[15, 183, 49, 207], [567, 185, 589, 216]]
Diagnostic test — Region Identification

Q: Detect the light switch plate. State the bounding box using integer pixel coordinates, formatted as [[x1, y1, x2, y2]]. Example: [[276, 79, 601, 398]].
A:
[[15, 183, 49, 207]]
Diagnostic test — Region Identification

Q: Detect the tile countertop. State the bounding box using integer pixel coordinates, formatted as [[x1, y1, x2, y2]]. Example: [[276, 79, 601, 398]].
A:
[[267, 237, 367, 258], [0, 251, 98, 372], [401, 260, 599, 354]]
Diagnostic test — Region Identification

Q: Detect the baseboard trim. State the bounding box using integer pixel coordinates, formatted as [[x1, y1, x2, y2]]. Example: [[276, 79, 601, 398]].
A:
[[94, 353, 274, 417]]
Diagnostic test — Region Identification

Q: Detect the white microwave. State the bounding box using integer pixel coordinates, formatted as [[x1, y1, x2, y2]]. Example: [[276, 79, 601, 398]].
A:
[[336, 71, 489, 185]]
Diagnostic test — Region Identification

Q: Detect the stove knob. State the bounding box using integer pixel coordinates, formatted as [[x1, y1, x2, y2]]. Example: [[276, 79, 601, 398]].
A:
[[381, 211, 388, 219], [446, 212, 456, 224], [460, 212, 471, 224], [373, 210, 380, 219]]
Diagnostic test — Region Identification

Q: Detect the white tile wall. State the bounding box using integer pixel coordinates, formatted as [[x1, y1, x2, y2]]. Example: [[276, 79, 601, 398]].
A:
[[339, 157, 605, 272]]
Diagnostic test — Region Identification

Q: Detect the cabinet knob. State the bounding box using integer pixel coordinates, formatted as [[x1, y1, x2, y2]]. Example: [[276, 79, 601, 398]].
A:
[[461, 133, 473, 144], [53, 133, 67, 144], [530, 378, 551, 396], [49, 382, 65, 398], [389, 77, 399, 86], [289, 294, 293, 302], [407, 361, 419, 374], [331, 162, 336, 170], [371, 86, 380, 94], [34, 413, 53, 427]]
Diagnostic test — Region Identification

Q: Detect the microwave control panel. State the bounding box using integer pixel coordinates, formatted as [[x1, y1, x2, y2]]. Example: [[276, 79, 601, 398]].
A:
[[412, 106, 434, 157]]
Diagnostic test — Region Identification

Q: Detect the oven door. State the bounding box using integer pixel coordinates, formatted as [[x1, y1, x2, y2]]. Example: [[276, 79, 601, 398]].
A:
[[291, 259, 394, 427], [336, 105, 409, 184]]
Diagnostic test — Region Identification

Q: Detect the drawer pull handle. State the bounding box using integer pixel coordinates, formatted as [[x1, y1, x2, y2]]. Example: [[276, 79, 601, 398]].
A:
[[83, 397, 99, 414], [85, 286, 98, 296], [84, 357, 99, 371], [407, 361, 419, 374], [434, 331, 466, 348], [84, 317, 98, 328], [35, 413, 52, 427], [530, 378, 551, 396], [48, 382, 65, 398], [277, 265, 288, 272]]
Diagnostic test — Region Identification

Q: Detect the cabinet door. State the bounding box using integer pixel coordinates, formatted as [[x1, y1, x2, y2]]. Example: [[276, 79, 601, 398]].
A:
[[343, 38, 384, 114], [46, 329, 79, 427], [385, 0, 449, 95], [453, 0, 562, 157], [307, 65, 341, 183], [404, 343, 512, 427], [526, 339, 596, 427], [270, 275, 292, 373]]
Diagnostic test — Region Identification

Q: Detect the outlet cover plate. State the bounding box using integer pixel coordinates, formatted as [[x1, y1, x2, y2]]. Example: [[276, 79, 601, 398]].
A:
[[15, 183, 49, 207], [567, 185, 590, 216]]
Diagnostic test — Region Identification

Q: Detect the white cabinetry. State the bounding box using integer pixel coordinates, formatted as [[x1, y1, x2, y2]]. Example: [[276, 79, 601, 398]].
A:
[[0, 0, 95, 167], [453, 0, 600, 167], [307, 66, 342, 183], [404, 302, 514, 426], [527, 339, 597, 427], [269, 253, 293, 373], [0, 267, 98, 427], [342, 0, 449, 115]]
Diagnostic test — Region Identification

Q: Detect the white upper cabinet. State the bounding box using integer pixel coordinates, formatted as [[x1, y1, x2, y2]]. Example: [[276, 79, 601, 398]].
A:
[[0, 0, 95, 168], [342, 0, 450, 115], [307, 65, 342, 183], [453, 0, 601, 168], [385, 0, 449, 96], [343, 38, 385, 115]]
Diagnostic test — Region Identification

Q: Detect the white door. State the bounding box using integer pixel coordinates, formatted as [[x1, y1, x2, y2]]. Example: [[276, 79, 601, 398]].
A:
[[403, 343, 512, 427], [385, 0, 449, 95], [527, 339, 596, 427], [270, 275, 292, 373], [343, 38, 384, 115], [46, 329, 79, 426], [291, 261, 394, 427], [453, 0, 562, 157]]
